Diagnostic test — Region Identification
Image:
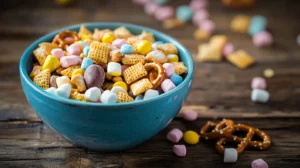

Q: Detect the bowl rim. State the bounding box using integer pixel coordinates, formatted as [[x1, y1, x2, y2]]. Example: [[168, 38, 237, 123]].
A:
[[19, 22, 194, 107]]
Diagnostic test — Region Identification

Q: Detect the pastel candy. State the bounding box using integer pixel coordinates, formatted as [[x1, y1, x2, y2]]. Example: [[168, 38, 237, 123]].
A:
[[46, 87, 57, 95], [170, 74, 183, 86], [107, 62, 122, 76], [85, 87, 101, 102], [167, 128, 183, 143], [81, 58, 93, 70], [167, 54, 179, 62], [173, 145, 186, 157], [251, 77, 267, 89], [252, 31, 273, 47], [56, 76, 71, 87], [144, 89, 159, 100], [42, 55, 61, 72], [51, 48, 64, 59], [163, 63, 175, 77], [152, 41, 164, 50], [56, 83, 71, 99], [111, 86, 128, 95], [161, 79, 176, 92], [252, 159, 269, 168], [135, 94, 144, 101], [176, 5, 193, 22], [222, 43, 235, 56], [60, 56, 81, 68], [248, 15, 267, 36], [251, 89, 270, 103], [181, 110, 198, 121], [83, 46, 90, 56], [67, 44, 81, 56], [84, 65, 105, 88], [154, 6, 174, 21], [224, 148, 238, 163], [120, 44, 134, 54], [192, 10, 208, 25], [190, 0, 208, 11], [199, 20, 216, 33], [112, 39, 127, 49], [100, 90, 118, 104], [144, 3, 160, 16]]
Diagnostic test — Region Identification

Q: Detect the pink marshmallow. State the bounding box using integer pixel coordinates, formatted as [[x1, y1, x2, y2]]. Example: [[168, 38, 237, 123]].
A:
[[66, 44, 81, 56], [190, 0, 208, 11], [60, 56, 82, 68], [132, 0, 151, 6], [252, 159, 268, 168], [167, 128, 183, 143], [181, 110, 198, 121], [112, 39, 127, 49], [144, 3, 160, 16], [163, 63, 175, 77], [199, 20, 215, 33], [253, 31, 273, 47], [154, 6, 174, 21], [222, 43, 235, 56], [161, 79, 176, 92], [192, 10, 209, 25], [51, 48, 64, 59], [251, 77, 267, 90], [173, 145, 187, 157]]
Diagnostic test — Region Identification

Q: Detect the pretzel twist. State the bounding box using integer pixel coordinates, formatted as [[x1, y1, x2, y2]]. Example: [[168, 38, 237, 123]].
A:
[[144, 62, 165, 89], [52, 30, 79, 49], [200, 119, 235, 140]]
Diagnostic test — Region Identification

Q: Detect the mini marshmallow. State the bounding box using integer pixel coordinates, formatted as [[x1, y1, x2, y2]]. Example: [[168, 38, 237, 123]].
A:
[[67, 44, 81, 56], [83, 46, 90, 56], [252, 159, 269, 168], [167, 128, 183, 143], [161, 79, 176, 92], [154, 6, 174, 21], [224, 148, 238, 163], [81, 58, 93, 70], [60, 56, 81, 68], [51, 48, 64, 59], [135, 94, 144, 101], [163, 63, 175, 77], [253, 31, 273, 47], [56, 83, 71, 99], [100, 90, 118, 104], [173, 145, 187, 157], [199, 20, 216, 33], [222, 43, 235, 56], [85, 87, 101, 102], [170, 74, 183, 86], [46, 87, 57, 95], [181, 110, 198, 121], [144, 89, 159, 100], [251, 89, 270, 103], [111, 86, 128, 95], [190, 0, 208, 11], [192, 10, 209, 25], [144, 3, 160, 16], [176, 5, 193, 22], [107, 62, 122, 76], [112, 39, 127, 49], [251, 77, 267, 89], [56, 76, 71, 87]]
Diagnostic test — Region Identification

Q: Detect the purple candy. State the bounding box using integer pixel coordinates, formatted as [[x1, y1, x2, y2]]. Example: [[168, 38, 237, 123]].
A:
[[253, 31, 273, 47], [167, 128, 183, 143], [84, 65, 105, 88], [251, 77, 267, 89], [192, 9, 208, 25], [252, 159, 269, 168]]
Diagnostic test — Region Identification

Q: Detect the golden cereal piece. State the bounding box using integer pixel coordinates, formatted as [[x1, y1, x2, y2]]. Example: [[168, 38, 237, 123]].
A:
[[230, 15, 251, 33], [110, 50, 123, 62], [112, 76, 123, 83], [70, 92, 87, 102], [123, 63, 148, 84], [157, 43, 178, 55], [163, 18, 185, 29], [122, 54, 145, 65], [88, 41, 110, 64], [60, 65, 81, 78], [71, 74, 87, 93], [105, 73, 113, 80], [194, 29, 211, 40], [113, 26, 132, 39], [171, 62, 188, 75], [130, 78, 153, 96], [102, 82, 114, 90], [197, 44, 222, 62], [78, 25, 92, 38], [29, 66, 42, 79], [226, 50, 255, 69], [56, 67, 64, 75], [33, 69, 51, 90], [117, 92, 134, 103], [33, 42, 58, 65], [209, 35, 228, 51], [127, 36, 140, 45], [139, 31, 155, 43]]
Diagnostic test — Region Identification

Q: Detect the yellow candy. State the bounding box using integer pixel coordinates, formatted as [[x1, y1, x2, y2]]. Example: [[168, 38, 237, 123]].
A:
[[137, 40, 152, 55], [72, 69, 85, 77], [108, 72, 121, 77], [113, 81, 128, 91], [42, 55, 61, 72], [167, 54, 179, 62], [183, 131, 199, 145], [102, 32, 115, 44]]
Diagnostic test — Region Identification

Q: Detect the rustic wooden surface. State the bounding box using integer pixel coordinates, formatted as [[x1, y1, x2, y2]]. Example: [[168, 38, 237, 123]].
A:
[[1, 0, 300, 167]]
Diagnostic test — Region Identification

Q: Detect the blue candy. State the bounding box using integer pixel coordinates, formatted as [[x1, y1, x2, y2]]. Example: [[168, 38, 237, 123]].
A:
[[81, 58, 93, 70], [176, 5, 193, 22], [135, 94, 144, 101], [120, 44, 134, 54], [83, 46, 90, 56], [248, 15, 267, 36], [152, 41, 164, 49], [170, 74, 183, 86], [154, 0, 169, 5]]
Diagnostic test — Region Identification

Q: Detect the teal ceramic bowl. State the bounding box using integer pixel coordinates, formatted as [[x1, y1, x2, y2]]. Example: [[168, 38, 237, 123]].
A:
[[19, 23, 194, 151]]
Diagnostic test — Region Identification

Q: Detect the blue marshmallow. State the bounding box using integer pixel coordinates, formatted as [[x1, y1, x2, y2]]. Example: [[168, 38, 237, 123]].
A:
[[81, 58, 93, 70], [83, 46, 90, 56], [176, 5, 193, 22], [120, 44, 134, 54], [170, 74, 183, 86], [248, 15, 267, 36], [135, 94, 144, 101]]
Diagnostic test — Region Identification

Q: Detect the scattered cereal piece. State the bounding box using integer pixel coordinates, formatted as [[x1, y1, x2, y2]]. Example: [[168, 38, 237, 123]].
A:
[[85, 87, 101, 102], [171, 62, 187, 75], [161, 79, 176, 92], [33, 69, 51, 90], [181, 110, 198, 121], [251, 77, 267, 90], [176, 5, 193, 22], [102, 82, 114, 90], [56, 76, 71, 87], [130, 78, 153, 96], [224, 148, 238, 163], [163, 18, 185, 29], [253, 31, 273, 47], [88, 41, 110, 64], [157, 43, 178, 55], [167, 128, 183, 143], [56, 83, 72, 99], [100, 90, 118, 104], [84, 65, 105, 88], [248, 15, 267, 36], [222, 43, 235, 56], [170, 74, 183, 86], [173, 145, 187, 157], [251, 89, 270, 103], [29, 66, 42, 79], [123, 63, 148, 84], [183, 130, 199, 145], [144, 89, 159, 100], [194, 29, 211, 40], [70, 91, 87, 102], [252, 159, 269, 168], [226, 50, 255, 69], [197, 44, 222, 62], [122, 54, 145, 65], [263, 68, 275, 78], [117, 92, 134, 103], [230, 15, 251, 33], [78, 25, 92, 38], [113, 26, 132, 39], [71, 74, 87, 93], [61, 65, 81, 78]]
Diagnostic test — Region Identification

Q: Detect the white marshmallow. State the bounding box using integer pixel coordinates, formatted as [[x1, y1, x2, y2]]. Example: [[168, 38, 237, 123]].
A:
[[100, 90, 118, 104], [45, 87, 57, 95], [55, 83, 71, 99], [224, 148, 238, 163], [85, 87, 101, 102], [111, 86, 128, 95], [143, 89, 159, 100], [107, 62, 121, 76], [251, 89, 270, 103]]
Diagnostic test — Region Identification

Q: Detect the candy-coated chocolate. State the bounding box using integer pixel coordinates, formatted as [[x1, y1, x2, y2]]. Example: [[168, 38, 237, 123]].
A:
[[120, 44, 135, 54], [170, 74, 183, 86], [176, 5, 193, 22], [81, 58, 93, 70], [183, 131, 199, 145], [84, 65, 105, 88], [252, 159, 269, 168]]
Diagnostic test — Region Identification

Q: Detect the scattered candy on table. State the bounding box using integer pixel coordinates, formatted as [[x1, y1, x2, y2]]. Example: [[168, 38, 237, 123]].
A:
[[248, 15, 267, 36], [181, 110, 198, 121], [224, 148, 238, 163], [252, 159, 269, 168], [167, 128, 183, 143], [251, 77, 267, 90], [253, 31, 273, 47], [173, 145, 187, 157], [251, 89, 270, 103], [183, 130, 199, 145], [263, 68, 275, 78]]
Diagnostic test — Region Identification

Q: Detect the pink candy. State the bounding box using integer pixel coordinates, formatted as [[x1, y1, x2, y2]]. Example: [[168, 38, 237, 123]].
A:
[[181, 110, 198, 121], [66, 44, 81, 56], [112, 39, 127, 49], [161, 79, 176, 92], [173, 145, 187, 157], [252, 31, 273, 47], [199, 20, 215, 33], [163, 63, 175, 77], [154, 6, 174, 21], [192, 10, 209, 25], [60, 56, 82, 68], [51, 48, 64, 59], [144, 3, 160, 16], [252, 159, 268, 168], [167, 128, 183, 143], [251, 77, 267, 89], [222, 43, 235, 56], [190, 0, 208, 11], [132, 0, 151, 6]]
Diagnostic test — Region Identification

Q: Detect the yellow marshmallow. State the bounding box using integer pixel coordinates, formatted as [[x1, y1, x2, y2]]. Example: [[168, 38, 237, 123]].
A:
[[137, 40, 152, 55], [167, 54, 179, 62], [72, 69, 85, 77], [42, 55, 61, 72], [102, 32, 115, 44], [183, 131, 199, 145], [113, 81, 128, 91]]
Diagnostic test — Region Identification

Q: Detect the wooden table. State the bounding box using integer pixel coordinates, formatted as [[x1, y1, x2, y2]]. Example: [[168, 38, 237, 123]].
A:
[[1, 0, 300, 167]]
